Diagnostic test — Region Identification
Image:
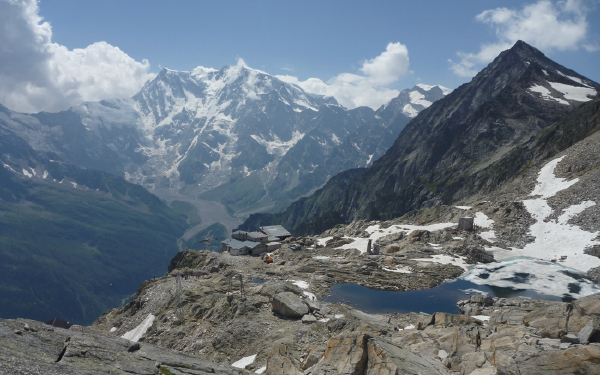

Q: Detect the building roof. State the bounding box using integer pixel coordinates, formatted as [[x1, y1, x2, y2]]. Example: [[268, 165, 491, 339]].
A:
[[247, 231, 268, 240], [260, 225, 291, 238], [232, 230, 268, 242], [221, 238, 259, 250]]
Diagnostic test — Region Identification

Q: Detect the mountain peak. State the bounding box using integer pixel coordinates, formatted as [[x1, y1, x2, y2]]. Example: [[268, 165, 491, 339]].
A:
[[504, 40, 550, 63], [415, 83, 452, 95], [512, 39, 538, 51], [380, 84, 451, 118]]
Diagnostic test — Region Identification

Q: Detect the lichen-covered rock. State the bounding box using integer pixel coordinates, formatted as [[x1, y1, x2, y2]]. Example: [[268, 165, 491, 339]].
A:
[[516, 344, 600, 375], [312, 332, 370, 375], [366, 337, 450, 375], [302, 345, 325, 370], [265, 343, 302, 375]]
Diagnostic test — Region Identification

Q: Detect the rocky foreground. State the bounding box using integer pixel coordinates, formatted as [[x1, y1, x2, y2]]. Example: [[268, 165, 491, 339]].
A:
[[4, 206, 600, 374], [91, 234, 600, 374], [3, 286, 600, 374]]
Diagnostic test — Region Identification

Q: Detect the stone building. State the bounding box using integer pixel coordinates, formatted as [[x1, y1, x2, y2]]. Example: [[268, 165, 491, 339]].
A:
[[221, 225, 291, 256]]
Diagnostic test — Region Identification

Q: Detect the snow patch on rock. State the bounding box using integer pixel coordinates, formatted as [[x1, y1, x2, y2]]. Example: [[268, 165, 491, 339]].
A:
[[121, 314, 155, 342], [231, 354, 256, 369], [495, 156, 600, 272], [548, 82, 596, 102]]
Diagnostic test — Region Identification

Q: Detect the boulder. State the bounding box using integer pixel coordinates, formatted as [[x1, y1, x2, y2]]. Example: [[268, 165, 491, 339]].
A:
[[574, 293, 600, 317], [561, 334, 580, 344], [416, 314, 434, 330], [469, 295, 494, 306], [587, 266, 600, 284], [271, 292, 309, 318], [303, 297, 320, 312], [578, 318, 600, 344], [409, 230, 429, 239], [522, 303, 570, 338], [264, 282, 302, 297], [433, 312, 472, 327], [301, 315, 317, 324]]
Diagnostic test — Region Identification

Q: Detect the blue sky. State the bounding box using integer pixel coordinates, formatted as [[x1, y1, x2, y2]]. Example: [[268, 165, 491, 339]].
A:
[[1, 0, 599, 112]]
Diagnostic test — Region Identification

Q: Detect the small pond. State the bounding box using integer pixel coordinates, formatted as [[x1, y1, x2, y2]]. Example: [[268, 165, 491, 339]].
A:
[[249, 279, 267, 284], [322, 257, 600, 315]]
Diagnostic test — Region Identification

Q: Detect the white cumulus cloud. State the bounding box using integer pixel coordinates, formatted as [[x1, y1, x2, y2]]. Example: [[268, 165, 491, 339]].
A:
[[0, 0, 154, 113], [276, 42, 410, 109], [450, 0, 593, 77]]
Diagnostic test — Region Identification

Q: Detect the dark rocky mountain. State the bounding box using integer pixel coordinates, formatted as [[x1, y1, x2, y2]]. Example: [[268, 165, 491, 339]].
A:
[[241, 41, 600, 235]]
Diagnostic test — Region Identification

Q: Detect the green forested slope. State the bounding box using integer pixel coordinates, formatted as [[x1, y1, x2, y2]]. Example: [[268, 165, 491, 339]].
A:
[[0, 162, 187, 325]]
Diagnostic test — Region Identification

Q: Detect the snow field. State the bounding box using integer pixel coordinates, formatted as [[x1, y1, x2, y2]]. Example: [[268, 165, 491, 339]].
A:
[[474, 212, 494, 228], [464, 258, 600, 298], [528, 85, 569, 105], [548, 82, 596, 102], [518, 156, 600, 272]]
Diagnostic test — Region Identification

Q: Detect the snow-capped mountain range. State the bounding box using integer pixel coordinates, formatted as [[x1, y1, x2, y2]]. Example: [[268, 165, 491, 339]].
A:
[[0, 62, 450, 214]]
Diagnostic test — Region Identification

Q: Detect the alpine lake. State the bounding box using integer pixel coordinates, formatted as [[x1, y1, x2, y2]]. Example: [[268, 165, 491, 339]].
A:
[[322, 257, 600, 315]]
